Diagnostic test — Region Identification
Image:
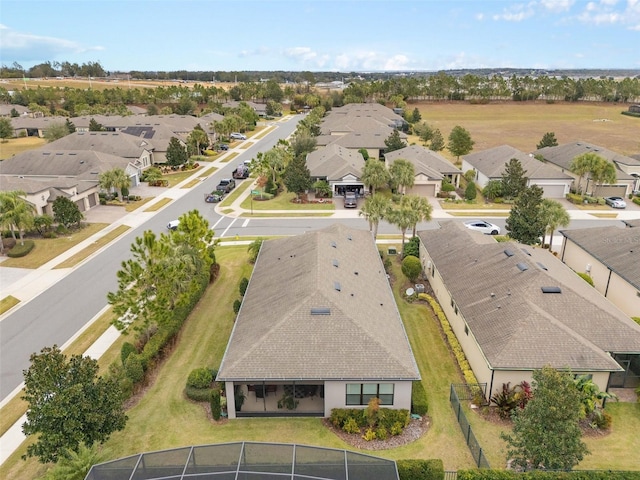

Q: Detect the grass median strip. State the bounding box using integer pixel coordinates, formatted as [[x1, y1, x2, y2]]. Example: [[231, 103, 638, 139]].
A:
[[125, 197, 153, 212], [53, 225, 131, 269], [181, 179, 202, 189], [240, 212, 334, 218], [0, 295, 20, 315], [144, 197, 172, 212], [447, 211, 510, 217], [220, 152, 239, 163]]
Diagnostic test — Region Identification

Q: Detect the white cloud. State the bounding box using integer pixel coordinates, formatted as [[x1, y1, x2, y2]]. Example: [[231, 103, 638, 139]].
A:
[[577, 0, 640, 28], [238, 46, 269, 58], [475, 12, 485, 20], [492, 2, 537, 21], [0, 24, 103, 62], [540, 0, 575, 12]]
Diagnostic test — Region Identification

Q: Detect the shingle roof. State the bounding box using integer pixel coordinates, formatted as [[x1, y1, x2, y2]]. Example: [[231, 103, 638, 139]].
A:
[[329, 132, 389, 150], [217, 224, 420, 381], [0, 149, 130, 178], [560, 226, 640, 291], [463, 145, 572, 180], [418, 222, 640, 372], [46, 131, 152, 158], [306, 145, 365, 181], [535, 141, 639, 179], [385, 145, 462, 177]]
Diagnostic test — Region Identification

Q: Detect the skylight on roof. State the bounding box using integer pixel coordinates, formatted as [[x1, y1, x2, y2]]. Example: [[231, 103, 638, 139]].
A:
[[310, 308, 331, 315], [541, 286, 562, 294], [504, 249, 515, 257]]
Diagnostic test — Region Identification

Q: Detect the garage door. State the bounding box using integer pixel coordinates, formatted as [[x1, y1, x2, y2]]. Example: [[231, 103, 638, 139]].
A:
[[407, 184, 436, 197], [87, 193, 97, 207], [535, 183, 567, 198], [75, 199, 86, 212], [595, 185, 627, 198]]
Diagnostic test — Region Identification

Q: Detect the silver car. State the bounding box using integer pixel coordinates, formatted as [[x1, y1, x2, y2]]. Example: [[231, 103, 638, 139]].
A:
[[604, 196, 626, 209], [464, 220, 501, 235]]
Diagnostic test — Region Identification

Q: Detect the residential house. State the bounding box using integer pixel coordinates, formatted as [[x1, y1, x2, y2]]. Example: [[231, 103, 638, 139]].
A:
[[306, 144, 366, 196], [535, 141, 640, 197], [120, 123, 189, 163], [417, 221, 640, 399], [10, 116, 68, 138], [462, 145, 573, 198], [385, 145, 463, 197], [560, 226, 640, 318], [46, 131, 154, 172], [217, 224, 420, 419], [0, 104, 29, 117], [0, 149, 138, 214]]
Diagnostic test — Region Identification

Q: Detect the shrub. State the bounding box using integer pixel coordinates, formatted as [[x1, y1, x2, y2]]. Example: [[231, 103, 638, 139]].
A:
[[362, 427, 376, 441], [120, 342, 136, 365], [490, 382, 520, 419], [185, 385, 215, 402], [391, 421, 404, 436], [411, 380, 429, 415], [590, 409, 612, 430], [396, 459, 444, 480], [633, 197, 640, 206], [7, 240, 35, 257], [401, 255, 422, 282], [233, 299, 241, 314], [465, 181, 477, 201], [210, 389, 221, 421], [239, 277, 249, 296], [187, 367, 213, 389], [441, 181, 455, 192], [343, 417, 360, 434], [577, 272, 595, 286], [124, 354, 145, 384], [632, 317, 640, 326], [375, 425, 388, 440], [456, 471, 640, 479], [403, 236, 420, 258]]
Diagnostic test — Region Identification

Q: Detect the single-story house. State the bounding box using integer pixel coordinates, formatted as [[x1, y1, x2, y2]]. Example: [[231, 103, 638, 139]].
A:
[[385, 145, 463, 197], [120, 124, 189, 163], [559, 226, 640, 318], [9, 115, 68, 138], [0, 104, 29, 117], [306, 144, 366, 196], [46, 131, 154, 170], [0, 149, 139, 214], [534, 141, 640, 197], [462, 145, 573, 198], [217, 224, 420, 419], [326, 103, 406, 131], [417, 221, 640, 399]]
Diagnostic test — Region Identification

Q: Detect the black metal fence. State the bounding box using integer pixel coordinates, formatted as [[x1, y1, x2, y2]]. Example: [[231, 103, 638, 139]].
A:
[[450, 384, 491, 469]]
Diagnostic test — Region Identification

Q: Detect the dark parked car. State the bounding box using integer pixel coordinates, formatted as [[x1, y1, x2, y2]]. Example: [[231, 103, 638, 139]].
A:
[[216, 178, 236, 193], [215, 143, 229, 151], [344, 193, 357, 208]]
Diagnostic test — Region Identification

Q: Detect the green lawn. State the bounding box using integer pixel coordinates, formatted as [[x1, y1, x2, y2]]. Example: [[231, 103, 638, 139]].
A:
[[1, 223, 109, 269], [0, 295, 20, 315], [239, 191, 335, 211]]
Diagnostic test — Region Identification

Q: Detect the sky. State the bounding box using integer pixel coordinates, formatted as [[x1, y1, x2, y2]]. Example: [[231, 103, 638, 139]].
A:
[[1, 0, 639, 72]]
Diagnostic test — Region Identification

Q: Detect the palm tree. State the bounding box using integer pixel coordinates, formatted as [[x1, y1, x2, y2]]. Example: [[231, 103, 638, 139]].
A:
[[591, 160, 617, 198], [0, 190, 35, 247], [360, 159, 390, 195], [359, 193, 391, 239], [539, 199, 570, 251], [99, 168, 130, 200], [389, 159, 415, 194], [401, 194, 433, 237], [386, 204, 414, 252], [110, 168, 131, 199], [569, 153, 598, 194]]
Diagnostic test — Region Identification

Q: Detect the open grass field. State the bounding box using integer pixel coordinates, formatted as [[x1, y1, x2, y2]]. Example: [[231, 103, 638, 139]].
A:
[[0, 137, 47, 160], [409, 101, 640, 159]]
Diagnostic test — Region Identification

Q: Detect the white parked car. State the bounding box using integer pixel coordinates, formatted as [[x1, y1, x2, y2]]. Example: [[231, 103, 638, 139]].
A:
[[230, 132, 247, 140], [463, 220, 501, 235], [167, 220, 180, 230], [604, 196, 626, 209]]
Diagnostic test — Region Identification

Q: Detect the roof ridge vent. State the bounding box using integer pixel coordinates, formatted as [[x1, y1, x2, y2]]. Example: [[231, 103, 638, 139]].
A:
[[516, 262, 529, 271]]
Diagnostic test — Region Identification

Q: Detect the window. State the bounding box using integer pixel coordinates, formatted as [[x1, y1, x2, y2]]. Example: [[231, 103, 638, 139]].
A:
[[346, 383, 394, 406]]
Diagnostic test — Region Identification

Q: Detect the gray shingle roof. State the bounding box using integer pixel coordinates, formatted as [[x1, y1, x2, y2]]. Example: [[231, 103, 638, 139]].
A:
[[46, 131, 152, 158], [385, 145, 462, 178], [306, 145, 365, 181], [418, 222, 640, 372], [0, 149, 130, 178], [217, 224, 420, 381], [560, 226, 640, 291], [463, 145, 572, 180], [535, 141, 639, 179]]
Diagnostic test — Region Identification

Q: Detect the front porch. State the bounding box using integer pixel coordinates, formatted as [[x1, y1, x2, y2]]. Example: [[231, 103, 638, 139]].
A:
[[233, 383, 325, 418]]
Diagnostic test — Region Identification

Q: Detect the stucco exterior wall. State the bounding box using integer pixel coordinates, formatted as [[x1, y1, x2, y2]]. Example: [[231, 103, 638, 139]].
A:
[[561, 239, 640, 317], [323, 381, 412, 417]]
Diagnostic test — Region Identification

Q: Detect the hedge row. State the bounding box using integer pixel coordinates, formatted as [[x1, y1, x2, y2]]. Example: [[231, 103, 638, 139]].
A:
[[329, 408, 410, 431], [119, 270, 210, 387], [411, 380, 429, 416], [419, 293, 480, 386], [7, 239, 35, 257], [396, 459, 444, 480], [457, 470, 640, 480]]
